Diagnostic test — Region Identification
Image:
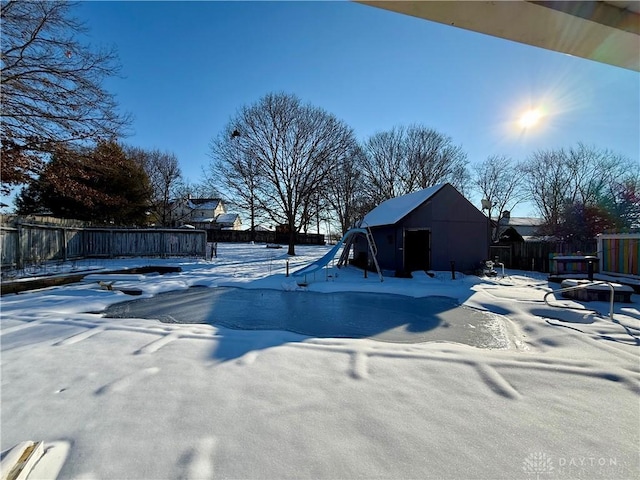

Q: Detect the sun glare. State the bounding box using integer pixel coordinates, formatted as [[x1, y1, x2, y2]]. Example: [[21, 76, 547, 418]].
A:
[[519, 108, 542, 129]]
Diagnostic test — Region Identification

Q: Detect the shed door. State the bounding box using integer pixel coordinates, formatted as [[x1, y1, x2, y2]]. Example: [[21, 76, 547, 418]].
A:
[[404, 229, 430, 272]]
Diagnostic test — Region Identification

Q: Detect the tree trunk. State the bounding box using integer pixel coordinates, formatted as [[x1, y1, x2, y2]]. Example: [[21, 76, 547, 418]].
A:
[[287, 228, 296, 256], [250, 200, 256, 243]]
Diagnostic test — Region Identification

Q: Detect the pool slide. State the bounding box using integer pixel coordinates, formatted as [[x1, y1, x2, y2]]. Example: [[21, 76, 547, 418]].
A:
[[292, 228, 369, 278]]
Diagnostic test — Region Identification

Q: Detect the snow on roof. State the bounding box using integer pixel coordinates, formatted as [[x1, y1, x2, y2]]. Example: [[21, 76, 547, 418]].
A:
[[187, 198, 221, 210], [247, 224, 272, 232], [500, 217, 544, 226], [216, 213, 239, 224], [522, 235, 556, 242], [362, 183, 446, 227], [190, 216, 215, 223]]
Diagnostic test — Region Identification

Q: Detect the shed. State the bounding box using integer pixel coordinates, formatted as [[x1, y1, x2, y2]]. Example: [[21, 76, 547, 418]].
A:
[[353, 183, 489, 275], [216, 213, 242, 230]]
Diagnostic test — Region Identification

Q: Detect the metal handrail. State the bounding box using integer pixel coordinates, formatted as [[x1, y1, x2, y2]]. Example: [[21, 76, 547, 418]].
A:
[[543, 281, 615, 321]]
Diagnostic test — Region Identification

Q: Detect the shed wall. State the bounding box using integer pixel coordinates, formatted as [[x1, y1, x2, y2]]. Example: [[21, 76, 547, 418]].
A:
[[354, 184, 488, 274], [413, 185, 487, 272]]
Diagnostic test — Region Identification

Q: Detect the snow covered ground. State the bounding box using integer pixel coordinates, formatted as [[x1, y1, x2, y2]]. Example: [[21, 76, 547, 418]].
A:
[[1, 243, 638, 479]]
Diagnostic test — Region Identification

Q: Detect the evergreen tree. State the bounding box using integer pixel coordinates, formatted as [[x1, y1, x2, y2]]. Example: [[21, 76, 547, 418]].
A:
[[16, 141, 151, 224]]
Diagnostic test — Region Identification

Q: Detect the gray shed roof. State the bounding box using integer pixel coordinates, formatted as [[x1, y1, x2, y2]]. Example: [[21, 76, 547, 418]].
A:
[[361, 183, 446, 227]]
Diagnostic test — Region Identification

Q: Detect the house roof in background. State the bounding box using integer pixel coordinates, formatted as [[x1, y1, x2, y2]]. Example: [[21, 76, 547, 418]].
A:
[[522, 235, 556, 242], [499, 217, 544, 226], [362, 183, 446, 227], [188, 198, 221, 210], [216, 213, 239, 224], [245, 225, 272, 232]]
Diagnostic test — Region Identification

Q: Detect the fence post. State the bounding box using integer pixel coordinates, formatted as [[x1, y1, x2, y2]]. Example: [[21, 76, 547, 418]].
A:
[[61, 227, 67, 263], [587, 257, 595, 281], [15, 222, 23, 269], [596, 234, 603, 273]]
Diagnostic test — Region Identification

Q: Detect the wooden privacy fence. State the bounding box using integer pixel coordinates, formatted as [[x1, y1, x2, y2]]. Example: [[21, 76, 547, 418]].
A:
[[490, 240, 598, 273], [597, 233, 640, 278], [1, 220, 206, 268], [208, 229, 324, 245]]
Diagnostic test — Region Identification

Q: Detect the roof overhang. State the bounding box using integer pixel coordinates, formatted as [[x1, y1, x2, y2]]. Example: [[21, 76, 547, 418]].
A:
[[356, 1, 640, 71]]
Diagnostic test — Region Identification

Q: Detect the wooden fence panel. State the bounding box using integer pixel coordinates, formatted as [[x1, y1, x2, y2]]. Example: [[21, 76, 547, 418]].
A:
[[1, 227, 18, 267], [0, 214, 89, 228], [0, 218, 206, 268], [1, 224, 67, 266], [82, 229, 112, 257], [597, 234, 640, 278], [491, 240, 597, 273], [65, 229, 85, 259], [166, 231, 206, 256], [32, 226, 65, 262], [110, 230, 159, 257], [209, 229, 324, 245]]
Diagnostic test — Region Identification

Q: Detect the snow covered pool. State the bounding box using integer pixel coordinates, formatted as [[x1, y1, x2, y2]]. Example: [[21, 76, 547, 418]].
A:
[[103, 286, 512, 348]]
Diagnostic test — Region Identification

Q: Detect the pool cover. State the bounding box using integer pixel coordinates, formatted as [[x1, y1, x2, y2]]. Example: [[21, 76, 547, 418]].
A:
[[103, 286, 511, 348]]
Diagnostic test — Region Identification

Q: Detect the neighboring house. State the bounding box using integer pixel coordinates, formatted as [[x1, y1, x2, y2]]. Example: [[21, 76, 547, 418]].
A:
[[169, 197, 242, 231], [353, 183, 488, 275], [495, 215, 546, 242], [216, 213, 242, 230]]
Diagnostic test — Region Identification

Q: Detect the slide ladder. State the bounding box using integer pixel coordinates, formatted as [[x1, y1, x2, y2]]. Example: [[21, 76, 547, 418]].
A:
[[366, 227, 383, 282], [293, 227, 383, 284], [336, 227, 383, 282]]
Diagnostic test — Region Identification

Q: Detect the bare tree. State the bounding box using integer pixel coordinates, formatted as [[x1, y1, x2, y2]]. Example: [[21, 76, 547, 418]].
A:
[[521, 149, 567, 233], [325, 144, 367, 235], [472, 155, 525, 241], [127, 147, 182, 226], [361, 124, 469, 205], [564, 143, 632, 206], [174, 180, 217, 200], [405, 125, 469, 192], [360, 127, 407, 206], [522, 143, 638, 235], [0, 0, 130, 193], [207, 127, 265, 241], [601, 170, 640, 229], [210, 93, 357, 255]]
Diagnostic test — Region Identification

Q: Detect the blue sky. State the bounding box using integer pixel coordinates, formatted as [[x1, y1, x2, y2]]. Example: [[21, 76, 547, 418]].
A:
[[74, 0, 638, 216]]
